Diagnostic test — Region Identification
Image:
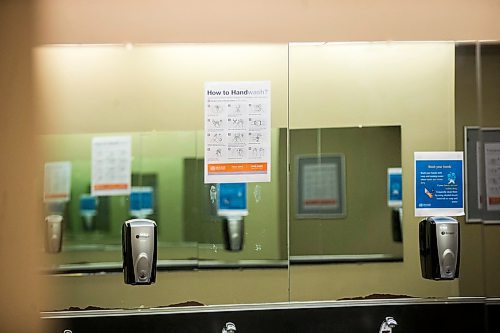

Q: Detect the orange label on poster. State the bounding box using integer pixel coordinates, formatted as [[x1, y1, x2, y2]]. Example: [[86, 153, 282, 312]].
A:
[[208, 162, 267, 174], [304, 199, 337, 205], [93, 183, 129, 191], [489, 197, 500, 205], [44, 193, 70, 200]]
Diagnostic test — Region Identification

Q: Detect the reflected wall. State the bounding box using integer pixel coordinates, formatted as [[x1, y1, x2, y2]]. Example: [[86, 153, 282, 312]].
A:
[[289, 126, 403, 259], [472, 44, 500, 297]]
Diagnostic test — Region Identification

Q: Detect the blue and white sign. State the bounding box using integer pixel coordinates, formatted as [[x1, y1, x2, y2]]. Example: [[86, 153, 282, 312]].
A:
[[388, 167, 402, 208], [414, 152, 464, 217]]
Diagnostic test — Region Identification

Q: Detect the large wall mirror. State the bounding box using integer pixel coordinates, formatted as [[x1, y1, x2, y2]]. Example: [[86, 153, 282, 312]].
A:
[[455, 43, 500, 299], [288, 42, 468, 301], [37, 41, 500, 312], [36, 44, 289, 310]]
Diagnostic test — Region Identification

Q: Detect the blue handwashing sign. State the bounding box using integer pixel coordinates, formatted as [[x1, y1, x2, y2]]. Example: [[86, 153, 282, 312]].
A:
[[414, 153, 464, 216]]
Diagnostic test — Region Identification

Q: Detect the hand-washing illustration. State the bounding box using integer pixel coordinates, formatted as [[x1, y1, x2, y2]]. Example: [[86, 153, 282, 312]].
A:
[[207, 103, 224, 115], [248, 103, 264, 113]]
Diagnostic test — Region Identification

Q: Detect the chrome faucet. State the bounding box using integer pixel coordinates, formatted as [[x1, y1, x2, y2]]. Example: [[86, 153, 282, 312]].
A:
[[379, 316, 397, 333], [222, 322, 236, 333]]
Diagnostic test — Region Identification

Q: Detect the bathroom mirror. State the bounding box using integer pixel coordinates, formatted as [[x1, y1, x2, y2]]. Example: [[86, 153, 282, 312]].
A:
[[288, 42, 463, 301], [465, 43, 500, 298], [36, 41, 497, 312], [36, 43, 290, 310]]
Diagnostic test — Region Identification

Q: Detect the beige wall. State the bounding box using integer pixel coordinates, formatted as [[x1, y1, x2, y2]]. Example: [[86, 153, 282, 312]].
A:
[[34, 0, 500, 44], [0, 0, 43, 331]]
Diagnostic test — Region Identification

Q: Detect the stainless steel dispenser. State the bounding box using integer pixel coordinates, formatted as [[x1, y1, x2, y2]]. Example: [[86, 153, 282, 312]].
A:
[[45, 214, 63, 253], [419, 216, 460, 280], [223, 217, 244, 251], [122, 219, 157, 285], [217, 183, 248, 252]]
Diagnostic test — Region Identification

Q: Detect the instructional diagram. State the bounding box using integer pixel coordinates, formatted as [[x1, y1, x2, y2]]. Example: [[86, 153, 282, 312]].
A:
[[205, 81, 271, 183]]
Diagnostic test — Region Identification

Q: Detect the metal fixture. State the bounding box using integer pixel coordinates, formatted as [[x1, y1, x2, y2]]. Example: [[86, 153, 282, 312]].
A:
[[222, 322, 236, 333], [379, 316, 397, 333]]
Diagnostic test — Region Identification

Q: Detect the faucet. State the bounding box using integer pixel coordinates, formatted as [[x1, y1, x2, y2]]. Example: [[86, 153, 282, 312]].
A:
[[222, 322, 236, 333], [379, 316, 397, 333]]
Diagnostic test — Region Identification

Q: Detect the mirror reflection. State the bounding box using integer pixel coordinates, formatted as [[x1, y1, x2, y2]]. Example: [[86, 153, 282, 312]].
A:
[[41, 129, 288, 270], [289, 126, 403, 262], [36, 41, 500, 312], [288, 42, 460, 301]]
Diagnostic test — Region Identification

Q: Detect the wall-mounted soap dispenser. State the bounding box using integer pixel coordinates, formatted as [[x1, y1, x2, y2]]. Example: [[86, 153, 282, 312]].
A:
[[217, 183, 248, 252], [419, 216, 460, 280], [45, 214, 63, 253], [122, 219, 157, 285], [44, 201, 66, 253], [80, 194, 97, 231]]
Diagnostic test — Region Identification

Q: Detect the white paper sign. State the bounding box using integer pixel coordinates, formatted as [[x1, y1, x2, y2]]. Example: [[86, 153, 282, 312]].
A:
[[44, 161, 72, 203], [204, 81, 271, 184], [484, 142, 500, 211], [91, 136, 131, 196]]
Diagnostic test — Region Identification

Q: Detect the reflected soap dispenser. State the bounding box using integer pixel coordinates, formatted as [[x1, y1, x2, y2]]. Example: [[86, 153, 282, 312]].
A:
[[217, 183, 248, 252], [122, 219, 157, 285], [419, 216, 460, 280], [45, 214, 63, 253], [80, 194, 97, 231]]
